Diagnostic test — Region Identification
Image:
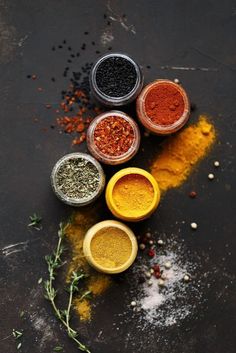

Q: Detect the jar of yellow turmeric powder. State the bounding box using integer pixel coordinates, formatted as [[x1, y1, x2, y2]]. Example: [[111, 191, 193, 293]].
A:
[[83, 220, 138, 274], [105, 167, 160, 222]]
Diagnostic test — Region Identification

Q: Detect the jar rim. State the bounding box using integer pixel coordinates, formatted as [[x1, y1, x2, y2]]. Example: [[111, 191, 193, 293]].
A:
[[90, 52, 143, 104], [51, 152, 105, 206], [106, 167, 160, 221], [136, 79, 190, 134], [83, 220, 138, 274], [87, 110, 140, 164]]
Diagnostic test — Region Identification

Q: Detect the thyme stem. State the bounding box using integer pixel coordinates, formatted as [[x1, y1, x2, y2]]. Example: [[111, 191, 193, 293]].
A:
[[44, 223, 90, 353]]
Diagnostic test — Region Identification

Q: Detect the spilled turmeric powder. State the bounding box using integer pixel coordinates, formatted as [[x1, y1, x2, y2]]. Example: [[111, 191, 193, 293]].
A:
[[150, 115, 216, 192], [65, 207, 111, 321]]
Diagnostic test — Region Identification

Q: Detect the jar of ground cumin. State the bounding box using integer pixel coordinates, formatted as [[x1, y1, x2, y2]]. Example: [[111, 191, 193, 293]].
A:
[[87, 110, 141, 165], [90, 52, 143, 106], [136, 79, 190, 135]]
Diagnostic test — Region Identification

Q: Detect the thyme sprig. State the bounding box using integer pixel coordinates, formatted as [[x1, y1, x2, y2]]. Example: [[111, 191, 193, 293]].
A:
[[44, 222, 90, 353], [28, 213, 42, 230]]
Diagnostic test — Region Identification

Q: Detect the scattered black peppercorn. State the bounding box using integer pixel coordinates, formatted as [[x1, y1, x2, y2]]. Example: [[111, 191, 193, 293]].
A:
[[96, 50, 100, 54], [190, 103, 197, 111], [95, 56, 137, 97], [58, 45, 63, 49], [68, 46, 72, 51], [91, 41, 95, 46], [51, 77, 56, 82], [84, 31, 89, 35], [63, 40, 67, 44], [27, 75, 31, 79], [108, 46, 112, 50], [76, 52, 80, 57], [146, 65, 151, 69], [68, 59, 72, 63]]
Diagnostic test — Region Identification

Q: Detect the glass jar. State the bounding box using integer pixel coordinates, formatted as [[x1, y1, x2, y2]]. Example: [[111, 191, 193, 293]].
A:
[[51, 152, 105, 207], [90, 52, 143, 106], [136, 79, 190, 135], [87, 110, 141, 165]]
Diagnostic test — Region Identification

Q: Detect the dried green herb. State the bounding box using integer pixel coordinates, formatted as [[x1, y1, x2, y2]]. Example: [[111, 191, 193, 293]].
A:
[[28, 213, 42, 230], [56, 158, 99, 199], [53, 346, 63, 352], [44, 223, 91, 353]]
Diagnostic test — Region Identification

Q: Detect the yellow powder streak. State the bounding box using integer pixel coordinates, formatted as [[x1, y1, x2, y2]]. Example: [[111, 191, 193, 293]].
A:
[[150, 115, 216, 192], [65, 207, 111, 322], [112, 174, 154, 216], [91, 227, 132, 268]]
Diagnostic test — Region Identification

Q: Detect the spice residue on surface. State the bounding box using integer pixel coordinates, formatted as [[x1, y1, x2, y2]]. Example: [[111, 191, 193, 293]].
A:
[[65, 208, 111, 321], [145, 83, 185, 125], [150, 115, 216, 192], [94, 116, 135, 156], [112, 174, 154, 216], [91, 227, 132, 268]]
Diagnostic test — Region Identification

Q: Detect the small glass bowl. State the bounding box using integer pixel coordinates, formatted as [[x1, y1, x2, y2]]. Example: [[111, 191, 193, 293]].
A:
[[87, 110, 141, 165], [90, 52, 143, 106], [51, 152, 105, 207], [136, 79, 190, 135]]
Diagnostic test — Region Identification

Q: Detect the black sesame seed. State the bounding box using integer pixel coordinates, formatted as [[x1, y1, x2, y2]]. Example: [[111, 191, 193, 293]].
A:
[[107, 21, 111, 26], [51, 77, 55, 82], [63, 40, 67, 44], [96, 50, 100, 54], [51, 46, 55, 51], [91, 41, 95, 46], [71, 54, 75, 58], [67, 59, 72, 63], [50, 125, 55, 129], [95, 56, 137, 97], [76, 52, 80, 57], [146, 65, 151, 69], [108, 46, 112, 50], [104, 14, 107, 19], [84, 31, 89, 35], [27, 75, 31, 79], [58, 45, 63, 49], [68, 46, 72, 51], [190, 103, 197, 111]]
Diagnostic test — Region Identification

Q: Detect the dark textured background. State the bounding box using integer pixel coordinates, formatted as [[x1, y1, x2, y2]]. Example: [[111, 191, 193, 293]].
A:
[[0, 1, 235, 352]]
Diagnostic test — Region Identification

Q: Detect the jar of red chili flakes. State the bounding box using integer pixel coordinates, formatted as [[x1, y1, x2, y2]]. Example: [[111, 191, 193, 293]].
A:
[[136, 79, 190, 135], [87, 111, 140, 165]]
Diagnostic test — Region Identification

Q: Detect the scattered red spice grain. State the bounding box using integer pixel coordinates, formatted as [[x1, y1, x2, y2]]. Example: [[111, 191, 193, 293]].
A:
[[189, 191, 197, 198], [46, 104, 52, 109], [148, 249, 155, 257], [32, 74, 37, 80], [94, 116, 135, 156], [37, 87, 43, 92], [144, 83, 185, 125]]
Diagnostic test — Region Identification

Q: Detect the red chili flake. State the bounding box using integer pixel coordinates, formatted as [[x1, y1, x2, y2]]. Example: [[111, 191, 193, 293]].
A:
[[189, 191, 197, 198], [32, 74, 37, 80], [153, 264, 160, 272], [46, 104, 52, 109], [154, 272, 161, 279], [148, 249, 155, 257], [94, 116, 135, 157], [37, 87, 43, 92]]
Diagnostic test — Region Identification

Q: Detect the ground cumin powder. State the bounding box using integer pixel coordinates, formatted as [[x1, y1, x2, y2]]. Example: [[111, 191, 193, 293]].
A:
[[150, 115, 216, 191], [65, 208, 111, 321], [112, 174, 154, 217], [91, 227, 132, 268]]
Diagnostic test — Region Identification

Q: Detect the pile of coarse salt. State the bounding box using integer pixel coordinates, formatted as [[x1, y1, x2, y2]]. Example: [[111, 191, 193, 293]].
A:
[[129, 237, 202, 328]]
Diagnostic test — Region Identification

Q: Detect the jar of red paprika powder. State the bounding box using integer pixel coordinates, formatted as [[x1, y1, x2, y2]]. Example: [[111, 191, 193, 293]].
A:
[[136, 79, 190, 135], [87, 110, 140, 165]]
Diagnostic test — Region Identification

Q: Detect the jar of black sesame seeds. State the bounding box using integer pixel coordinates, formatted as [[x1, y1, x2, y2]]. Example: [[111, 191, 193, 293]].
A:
[[90, 53, 143, 106], [51, 153, 105, 207]]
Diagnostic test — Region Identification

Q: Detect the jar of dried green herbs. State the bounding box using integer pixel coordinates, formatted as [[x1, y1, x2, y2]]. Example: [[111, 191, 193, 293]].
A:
[[51, 152, 105, 206]]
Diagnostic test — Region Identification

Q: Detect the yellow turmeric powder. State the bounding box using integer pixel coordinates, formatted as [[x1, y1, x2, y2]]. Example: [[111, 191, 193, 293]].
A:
[[150, 115, 216, 192], [91, 227, 132, 268], [112, 174, 154, 217], [65, 206, 111, 322]]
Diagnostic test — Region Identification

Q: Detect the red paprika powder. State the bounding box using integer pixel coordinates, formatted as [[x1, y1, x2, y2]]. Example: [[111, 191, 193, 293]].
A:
[[136, 80, 190, 135], [144, 83, 185, 125]]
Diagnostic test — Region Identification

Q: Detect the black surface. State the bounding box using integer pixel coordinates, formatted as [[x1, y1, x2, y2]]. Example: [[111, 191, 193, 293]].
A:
[[0, 1, 236, 353]]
